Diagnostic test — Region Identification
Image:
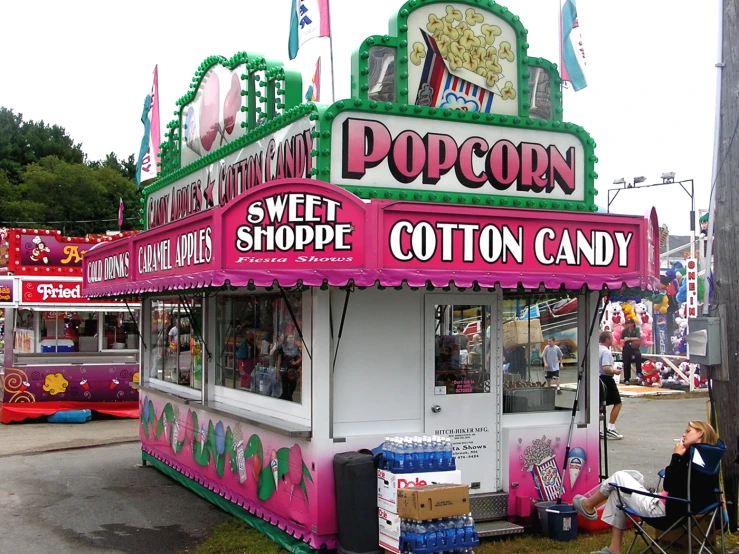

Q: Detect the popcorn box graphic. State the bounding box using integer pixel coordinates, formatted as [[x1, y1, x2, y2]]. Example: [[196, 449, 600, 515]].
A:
[[416, 30, 497, 113], [531, 455, 563, 501]]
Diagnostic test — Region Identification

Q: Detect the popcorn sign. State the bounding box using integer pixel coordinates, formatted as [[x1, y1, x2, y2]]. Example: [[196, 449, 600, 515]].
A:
[[331, 113, 586, 203]]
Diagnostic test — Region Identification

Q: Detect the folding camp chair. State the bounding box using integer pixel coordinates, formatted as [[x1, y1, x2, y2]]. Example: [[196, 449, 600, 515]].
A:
[[612, 439, 726, 554]]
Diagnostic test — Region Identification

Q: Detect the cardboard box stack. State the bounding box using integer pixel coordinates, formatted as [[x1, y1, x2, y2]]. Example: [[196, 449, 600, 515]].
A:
[[378, 436, 471, 554], [397, 485, 479, 553]]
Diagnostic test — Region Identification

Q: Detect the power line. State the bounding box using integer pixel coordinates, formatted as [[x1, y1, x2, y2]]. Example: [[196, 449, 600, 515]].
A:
[[0, 217, 139, 226]]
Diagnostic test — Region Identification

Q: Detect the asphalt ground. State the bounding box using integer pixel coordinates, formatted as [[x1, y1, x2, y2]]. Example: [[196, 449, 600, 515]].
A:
[[0, 395, 710, 553]]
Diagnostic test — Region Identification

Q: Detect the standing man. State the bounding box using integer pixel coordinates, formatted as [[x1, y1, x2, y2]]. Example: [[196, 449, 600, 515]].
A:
[[542, 336, 563, 394], [621, 318, 642, 384], [599, 330, 623, 440]]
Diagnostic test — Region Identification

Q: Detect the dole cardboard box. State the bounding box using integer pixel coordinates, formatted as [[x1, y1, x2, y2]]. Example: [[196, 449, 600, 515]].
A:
[[397, 484, 470, 521], [377, 469, 462, 512], [378, 507, 401, 554]]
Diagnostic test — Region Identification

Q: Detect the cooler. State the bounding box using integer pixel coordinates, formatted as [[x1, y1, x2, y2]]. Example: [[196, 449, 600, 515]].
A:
[[40, 338, 75, 353]]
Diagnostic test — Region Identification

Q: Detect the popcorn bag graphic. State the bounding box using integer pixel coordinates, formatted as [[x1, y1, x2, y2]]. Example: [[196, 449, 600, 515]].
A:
[[530, 455, 564, 501]]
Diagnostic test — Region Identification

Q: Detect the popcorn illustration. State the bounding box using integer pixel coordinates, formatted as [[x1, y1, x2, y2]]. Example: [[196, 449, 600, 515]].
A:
[[80, 379, 89, 391], [236, 440, 247, 484], [523, 435, 564, 501], [43, 373, 69, 395]]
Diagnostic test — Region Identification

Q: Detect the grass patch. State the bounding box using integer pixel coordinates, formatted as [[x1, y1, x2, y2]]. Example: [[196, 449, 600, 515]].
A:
[[195, 519, 286, 554], [195, 517, 739, 554]]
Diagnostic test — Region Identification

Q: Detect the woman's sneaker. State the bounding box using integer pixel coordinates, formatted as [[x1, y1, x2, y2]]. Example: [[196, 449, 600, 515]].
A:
[[606, 427, 624, 440]]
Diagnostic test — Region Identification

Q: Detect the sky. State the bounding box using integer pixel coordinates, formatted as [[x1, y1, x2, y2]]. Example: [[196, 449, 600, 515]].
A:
[[0, 0, 721, 235]]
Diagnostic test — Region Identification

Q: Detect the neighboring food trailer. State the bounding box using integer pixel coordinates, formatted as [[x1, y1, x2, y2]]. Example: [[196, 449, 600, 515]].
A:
[[81, 0, 659, 549], [1, 229, 140, 423]]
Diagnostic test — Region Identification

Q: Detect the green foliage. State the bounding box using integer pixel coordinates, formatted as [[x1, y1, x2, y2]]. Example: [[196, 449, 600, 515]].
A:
[[0, 107, 84, 183], [0, 106, 142, 234]]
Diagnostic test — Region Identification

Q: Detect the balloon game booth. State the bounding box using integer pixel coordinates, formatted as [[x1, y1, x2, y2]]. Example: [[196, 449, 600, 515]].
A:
[[81, 1, 659, 551], [0, 229, 141, 424]]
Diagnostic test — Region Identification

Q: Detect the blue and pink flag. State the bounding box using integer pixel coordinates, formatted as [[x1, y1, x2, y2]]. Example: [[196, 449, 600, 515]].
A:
[[305, 58, 321, 102], [560, 0, 587, 91], [135, 65, 161, 186], [118, 198, 124, 228], [288, 0, 330, 60]]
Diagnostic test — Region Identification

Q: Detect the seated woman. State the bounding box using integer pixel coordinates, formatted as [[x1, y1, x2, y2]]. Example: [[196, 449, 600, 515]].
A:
[[574, 420, 719, 554]]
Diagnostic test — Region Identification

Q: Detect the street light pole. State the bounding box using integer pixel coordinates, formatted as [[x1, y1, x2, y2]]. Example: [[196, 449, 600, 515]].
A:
[[606, 176, 696, 257]]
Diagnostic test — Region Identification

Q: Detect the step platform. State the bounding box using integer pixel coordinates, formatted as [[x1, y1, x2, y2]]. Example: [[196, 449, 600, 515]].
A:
[[476, 520, 525, 537]]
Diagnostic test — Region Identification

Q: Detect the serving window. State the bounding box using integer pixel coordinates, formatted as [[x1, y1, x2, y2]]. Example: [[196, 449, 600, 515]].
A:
[[215, 290, 303, 404], [502, 293, 580, 413], [148, 296, 203, 391], [13, 309, 139, 354]]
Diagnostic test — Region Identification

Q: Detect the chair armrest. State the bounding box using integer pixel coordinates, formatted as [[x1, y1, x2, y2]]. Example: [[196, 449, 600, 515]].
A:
[[608, 483, 688, 504]]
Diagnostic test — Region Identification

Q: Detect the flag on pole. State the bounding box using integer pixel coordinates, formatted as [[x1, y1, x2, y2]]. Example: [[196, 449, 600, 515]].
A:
[[135, 66, 161, 187], [118, 198, 125, 228], [305, 58, 321, 102], [560, 0, 587, 91], [288, 0, 330, 60]]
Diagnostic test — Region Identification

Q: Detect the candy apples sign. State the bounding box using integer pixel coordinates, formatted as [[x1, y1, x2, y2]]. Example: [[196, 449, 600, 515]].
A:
[[330, 112, 590, 206], [147, 117, 315, 229]]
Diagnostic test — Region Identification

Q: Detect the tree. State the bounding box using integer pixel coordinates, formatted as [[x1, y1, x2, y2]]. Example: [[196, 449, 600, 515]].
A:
[[0, 107, 84, 183], [13, 157, 138, 235]]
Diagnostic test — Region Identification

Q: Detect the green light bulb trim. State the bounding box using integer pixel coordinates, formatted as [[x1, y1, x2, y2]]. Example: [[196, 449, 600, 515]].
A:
[[145, 51, 306, 195], [313, 99, 598, 213]]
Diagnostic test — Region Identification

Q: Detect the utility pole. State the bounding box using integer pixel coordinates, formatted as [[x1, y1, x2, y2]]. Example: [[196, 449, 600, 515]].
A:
[[710, 0, 739, 531]]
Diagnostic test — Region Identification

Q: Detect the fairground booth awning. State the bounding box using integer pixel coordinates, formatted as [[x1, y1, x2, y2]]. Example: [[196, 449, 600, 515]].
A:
[[82, 178, 660, 297]]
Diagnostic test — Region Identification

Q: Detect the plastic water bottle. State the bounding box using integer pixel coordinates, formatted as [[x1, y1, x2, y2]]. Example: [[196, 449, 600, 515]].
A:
[[399, 519, 407, 544], [415, 520, 427, 550], [427, 437, 438, 470], [425, 519, 438, 549], [444, 516, 457, 544], [440, 438, 452, 469], [438, 518, 449, 547], [455, 515, 466, 545], [411, 438, 422, 471], [395, 440, 406, 472], [382, 437, 394, 470], [406, 520, 417, 548], [420, 436, 430, 470], [464, 513, 476, 543]]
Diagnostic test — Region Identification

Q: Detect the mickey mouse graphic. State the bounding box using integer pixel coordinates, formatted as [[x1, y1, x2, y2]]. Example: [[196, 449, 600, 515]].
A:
[[30, 236, 51, 264]]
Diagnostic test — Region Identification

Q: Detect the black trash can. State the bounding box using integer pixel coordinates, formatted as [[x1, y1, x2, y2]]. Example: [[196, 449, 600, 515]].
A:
[[333, 451, 382, 554]]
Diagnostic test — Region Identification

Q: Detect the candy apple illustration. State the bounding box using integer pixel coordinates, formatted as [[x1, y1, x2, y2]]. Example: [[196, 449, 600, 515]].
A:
[[288, 444, 304, 504], [199, 71, 220, 152], [252, 452, 262, 481], [223, 73, 241, 137]]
